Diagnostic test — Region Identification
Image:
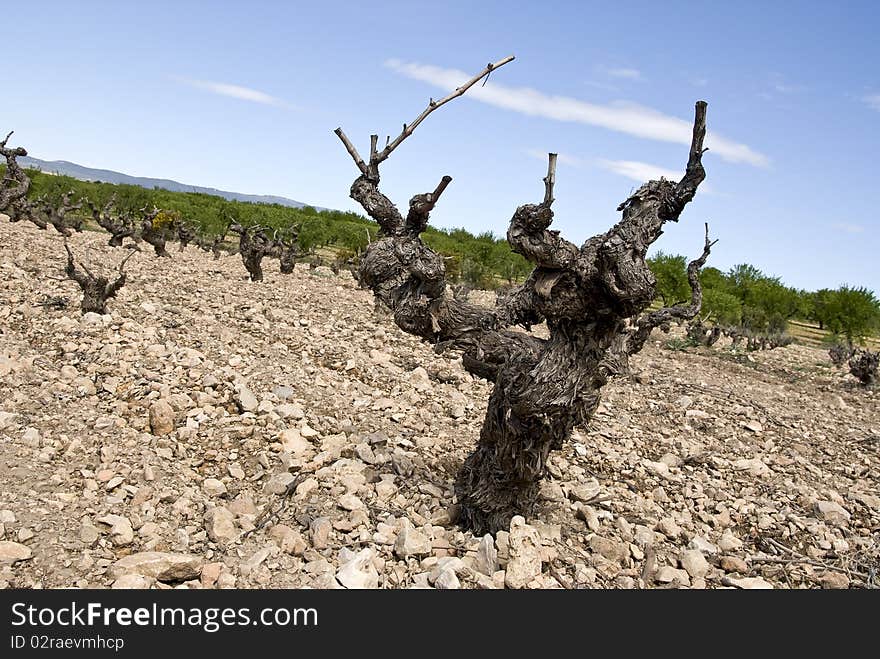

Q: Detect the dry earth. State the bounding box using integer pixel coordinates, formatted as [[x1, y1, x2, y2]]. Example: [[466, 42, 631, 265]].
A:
[[0, 219, 878, 589]]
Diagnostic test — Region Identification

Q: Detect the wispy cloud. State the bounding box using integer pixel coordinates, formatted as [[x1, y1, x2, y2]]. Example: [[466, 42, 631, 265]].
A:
[[597, 159, 683, 183], [524, 149, 583, 167], [832, 222, 864, 234], [604, 67, 642, 81], [863, 94, 880, 111], [583, 80, 620, 92], [597, 159, 715, 193], [761, 74, 808, 101], [774, 82, 807, 94], [384, 59, 768, 167], [172, 76, 292, 109]]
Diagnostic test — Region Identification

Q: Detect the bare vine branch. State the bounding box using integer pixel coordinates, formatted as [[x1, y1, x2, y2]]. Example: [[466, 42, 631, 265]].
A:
[[335, 55, 515, 180]]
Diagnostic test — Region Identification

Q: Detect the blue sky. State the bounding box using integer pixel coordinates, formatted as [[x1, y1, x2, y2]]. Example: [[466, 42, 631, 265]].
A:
[[5, 1, 878, 292]]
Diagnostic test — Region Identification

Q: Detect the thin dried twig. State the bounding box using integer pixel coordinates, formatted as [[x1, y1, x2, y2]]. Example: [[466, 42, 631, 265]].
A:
[[334, 55, 515, 178], [751, 537, 875, 584]]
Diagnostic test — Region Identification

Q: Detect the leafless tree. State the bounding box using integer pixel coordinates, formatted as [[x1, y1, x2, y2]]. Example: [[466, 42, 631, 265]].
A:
[[829, 342, 854, 366], [0, 131, 31, 218], [334, 57, 715, 533], [0, 132, 76, 236], [139, 205, 171, 257], [40, 190, 85, 236], [230, 223, 271, 281], [87, 194, 136, 247], [176, 220, 197, 251], [848, 349, 879, 386], [63, 242, 133, 314], [7, 196, 46, 229], [274, 227, 299, 274]]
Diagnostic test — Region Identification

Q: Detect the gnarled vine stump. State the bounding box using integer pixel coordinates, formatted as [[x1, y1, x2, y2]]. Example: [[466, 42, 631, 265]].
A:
[[88, 195, 136, 247], [1, 131, 30, 215], [8, 198, 46, 228], [847, 348, 878, 386], [275, 227, 299, 274], [336, 57, 712, 533], [64, 243, 133, 314], [140, 206, 171, 257], [177, 221, 196, 251], [230, 223, 271, 281], [40, 190, 84, 236], [829, 342, 854, 367], [336, 58, 715, 533]]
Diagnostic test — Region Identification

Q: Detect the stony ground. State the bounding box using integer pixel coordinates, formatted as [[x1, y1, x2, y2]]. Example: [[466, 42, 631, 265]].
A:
[[0, 219, 878, 589]]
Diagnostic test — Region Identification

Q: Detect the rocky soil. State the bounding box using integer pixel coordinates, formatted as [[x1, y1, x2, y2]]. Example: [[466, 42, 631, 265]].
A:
[[1, 219, 878, 589]]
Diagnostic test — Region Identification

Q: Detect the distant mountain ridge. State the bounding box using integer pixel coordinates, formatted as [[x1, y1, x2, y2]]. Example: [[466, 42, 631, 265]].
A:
[[20, 156, 325, 210]]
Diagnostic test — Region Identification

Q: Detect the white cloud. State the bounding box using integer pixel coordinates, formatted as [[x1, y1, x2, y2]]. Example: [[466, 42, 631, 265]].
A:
[[597, 159, 715, 194], [863, 94, 880, 111], [384, 59, 768, 167], [524, 149, 583, 167], [832, 222, 864, 234], [597, 159, 682, 182], [172, 76, 292, 108]]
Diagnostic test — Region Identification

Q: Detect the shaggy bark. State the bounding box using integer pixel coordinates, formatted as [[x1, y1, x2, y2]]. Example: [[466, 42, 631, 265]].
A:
[[211, 232, 226, 259], [41, 191, 85, 236], [848, 349, 879, 386], [88, 195, 136, 247], [64, 243, 133, 314], [0, 131, 30, 212], [140, 206, 170, 257], [829, 342, 854, 367], [0, 133, 49, 231], [7, 196, 46, 229], [230, 224, 271, 281], [176, 221, 196, 251], [336, 58, 715, 533], [274, 228, 299, 274]]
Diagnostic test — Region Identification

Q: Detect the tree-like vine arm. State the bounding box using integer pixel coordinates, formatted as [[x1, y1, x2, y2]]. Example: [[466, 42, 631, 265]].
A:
[[625, 223, 717, 355], [372, 56, 515, 171], [63, 242, 90, 287], [506, 154, 579, 269], [0, 131, 30, 211], [105, 252, 134, 298], [349, 175, 405, 235]]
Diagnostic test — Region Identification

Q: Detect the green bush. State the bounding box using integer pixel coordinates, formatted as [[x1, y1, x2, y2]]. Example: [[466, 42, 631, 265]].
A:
[[702, 288, 742, 326], [647, 252, 690, 305], [5, 167, 536, 289]]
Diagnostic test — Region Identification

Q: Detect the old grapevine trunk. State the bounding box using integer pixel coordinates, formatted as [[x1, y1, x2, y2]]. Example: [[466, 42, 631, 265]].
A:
[[336, 59, 714, 533], [1, 131, 31, 216], [64, 243, 132, 314], [231, 224, 270, 281]]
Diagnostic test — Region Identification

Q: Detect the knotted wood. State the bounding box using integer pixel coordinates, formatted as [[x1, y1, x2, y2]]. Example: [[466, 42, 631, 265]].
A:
[[335, 59, 714, 533]]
